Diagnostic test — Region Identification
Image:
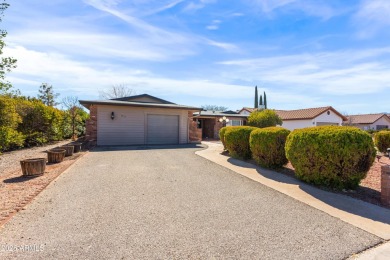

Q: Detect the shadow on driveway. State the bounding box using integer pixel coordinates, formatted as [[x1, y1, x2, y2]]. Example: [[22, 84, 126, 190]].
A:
[[227, 157, 390, 226]]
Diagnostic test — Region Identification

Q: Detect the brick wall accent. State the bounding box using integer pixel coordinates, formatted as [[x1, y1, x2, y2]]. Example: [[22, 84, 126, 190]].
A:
[[85, 105, 97, 146], [214, 120, 223, 139], [382, 165, 390, 207], [188, 111, 202, 143]]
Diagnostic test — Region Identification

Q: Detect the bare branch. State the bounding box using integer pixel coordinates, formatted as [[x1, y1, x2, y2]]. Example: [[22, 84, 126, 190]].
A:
[[99, 84, 136, 99], [201, 105, 228, 111]]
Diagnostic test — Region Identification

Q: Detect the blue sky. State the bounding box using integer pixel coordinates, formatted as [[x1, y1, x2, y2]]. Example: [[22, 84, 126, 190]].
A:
[[2, 0, 390, 113]]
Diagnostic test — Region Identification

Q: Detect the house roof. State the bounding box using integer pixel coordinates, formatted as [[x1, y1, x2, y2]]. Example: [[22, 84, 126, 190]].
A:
[[194, 110, 248, 118], [238, 107, 257, 113], [275, 106, 347, 121], [345, 113, 390, 124], [110, 94, 175, 104], [79, 94, 202, 110]]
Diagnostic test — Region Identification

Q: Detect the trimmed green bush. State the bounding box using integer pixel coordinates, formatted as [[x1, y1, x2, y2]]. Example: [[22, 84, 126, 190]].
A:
[[0, 126, 25, 152], [247, 109, 282, 128], [219, 126, 226, 150], [224, 126, 257, 159], [219, 126, 231, 150], [250, 127, 290, 168], [285, 126, 376, 190], [374, 131, 390, 153]]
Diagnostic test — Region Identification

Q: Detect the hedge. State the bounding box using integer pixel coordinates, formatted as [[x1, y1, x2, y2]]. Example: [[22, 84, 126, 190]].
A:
[[374, 131, 390, 153], [0, 95, 89, 152], [219, 126, 231, 150], [250, 127, 290, 168], [285, 126, 376, 190], [0, 126, 25, 152], [224, 126, 257, 159]]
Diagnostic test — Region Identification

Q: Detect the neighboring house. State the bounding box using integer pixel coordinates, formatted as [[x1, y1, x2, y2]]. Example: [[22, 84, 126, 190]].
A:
[[79, 94, 201, 146], [193, 110, 248, 139], [238, 107, 256, 116], [274, 106, 347, 131], [344, 113, 390, 130]]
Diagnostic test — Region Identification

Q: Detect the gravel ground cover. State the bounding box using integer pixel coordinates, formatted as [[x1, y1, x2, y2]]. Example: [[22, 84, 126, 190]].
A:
[[279, 157, 390, 208], [0, 140, 71, 177], [0, 145, 382, 259], [0, 141, 86, 226]]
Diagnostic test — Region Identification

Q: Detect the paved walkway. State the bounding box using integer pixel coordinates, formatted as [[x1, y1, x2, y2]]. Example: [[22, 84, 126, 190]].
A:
[[0, 145, 383, 259]]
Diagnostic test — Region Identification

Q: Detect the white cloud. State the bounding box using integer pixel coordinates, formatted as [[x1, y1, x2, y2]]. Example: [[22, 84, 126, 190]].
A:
[[183, 0, 217, 12], [218, 48, 390, 95], [141, 0, 184, 16], [206, 19, 221, 30], [354, 0, 390, 38], [83, 0, 238, 53], [247, 0, 342, 20], [5, 45, 315, 109]]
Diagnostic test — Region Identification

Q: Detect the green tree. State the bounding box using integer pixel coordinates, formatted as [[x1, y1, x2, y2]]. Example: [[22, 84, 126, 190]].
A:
[[38, 83, 59, 106], [264, 91, 267, 109], [254, 86, 258, 108], [259, 95, 263, 107], [0, 1, 17, 93], [247, 109, 282, 128]]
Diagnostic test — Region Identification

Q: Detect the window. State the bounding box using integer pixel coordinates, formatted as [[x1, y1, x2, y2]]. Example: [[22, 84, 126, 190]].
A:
[[230, 120, 242, 126], [377, 125, 389, 130]]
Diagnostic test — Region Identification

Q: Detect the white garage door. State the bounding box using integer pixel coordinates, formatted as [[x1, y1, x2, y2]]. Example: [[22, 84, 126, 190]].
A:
[[147, 114, 179, 144]]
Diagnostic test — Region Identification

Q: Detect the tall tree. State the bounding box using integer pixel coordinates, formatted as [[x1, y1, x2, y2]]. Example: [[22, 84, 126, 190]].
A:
[[38, 83, 59, 106], [0, 1, 17, 93], [99, 84, 136, 99], [264, 91, 267, 109], [259, 95, 263, 107], [62, 96, 81, 140], [254, 86, 258, 108]]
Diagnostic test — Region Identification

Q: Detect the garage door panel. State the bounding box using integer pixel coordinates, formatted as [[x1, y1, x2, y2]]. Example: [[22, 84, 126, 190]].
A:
[[147, 115, 179, 144]]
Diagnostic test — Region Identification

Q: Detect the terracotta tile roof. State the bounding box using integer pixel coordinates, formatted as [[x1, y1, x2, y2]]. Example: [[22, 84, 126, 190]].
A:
[[345, 113, 390, 124], [275, 106, 347, 121], [238, 107, 257, 113]]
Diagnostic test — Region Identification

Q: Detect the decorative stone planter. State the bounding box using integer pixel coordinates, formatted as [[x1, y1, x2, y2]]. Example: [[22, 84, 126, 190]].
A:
[[61, 145, 74, 157], [47, 149, 66, 163], [71, 142, 82, 153], [20, 158, 46, 177]]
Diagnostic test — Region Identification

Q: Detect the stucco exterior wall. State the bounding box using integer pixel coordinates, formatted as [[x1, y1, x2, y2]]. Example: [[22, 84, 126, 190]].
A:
[[281, 119, 313, 131], [351, 117, 390, 130], [281, 110, 343, 131], [314, 110, 343, 125]]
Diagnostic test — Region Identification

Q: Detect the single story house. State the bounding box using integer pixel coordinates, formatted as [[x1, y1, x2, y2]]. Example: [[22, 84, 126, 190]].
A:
[[344, 113, 390, 130], [237, 106, 346, 131], [193, 110, 248, 139], [274, 106, 347, 131], [79, 94, 202, 146], [237, 107, 256, 116]]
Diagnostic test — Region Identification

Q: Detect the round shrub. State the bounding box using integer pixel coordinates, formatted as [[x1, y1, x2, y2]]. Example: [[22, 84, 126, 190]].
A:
[[374, 131, 390, 153], [247, 109, 282, 128], [219, 126, 230, 150], [285, 126, 376, 190], [225, 126, 257, 159], [250, 127, 290, 168]]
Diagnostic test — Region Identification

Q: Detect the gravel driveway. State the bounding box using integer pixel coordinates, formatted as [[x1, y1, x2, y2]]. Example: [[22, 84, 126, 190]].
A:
[[0, 145, 382, 259]]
